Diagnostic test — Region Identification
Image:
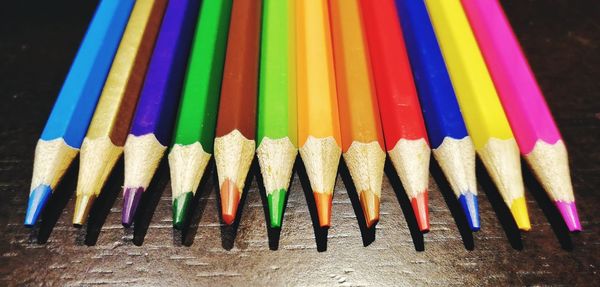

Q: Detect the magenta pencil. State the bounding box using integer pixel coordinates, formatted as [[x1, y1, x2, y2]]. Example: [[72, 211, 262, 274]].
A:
[[462, 0, 580, 231]]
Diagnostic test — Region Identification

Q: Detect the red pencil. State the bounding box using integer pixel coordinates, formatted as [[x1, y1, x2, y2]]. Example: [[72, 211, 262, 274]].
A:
[[360, 0, 431, 231]]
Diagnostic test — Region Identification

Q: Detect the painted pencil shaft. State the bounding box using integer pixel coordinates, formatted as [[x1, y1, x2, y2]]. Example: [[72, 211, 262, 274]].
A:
[[361, 0, 431, 232], [256, 0, 297, 229], [26, 0, 134, 227], [169, 0, 232, 229], [395, 0, 479, 231], [214, 0, 261, 226], [73, 0, 167, 226], [462, 0, 579, 231], [329, 0, 386, 228], [122, 0, 199, 227], [296, 0, 341, 228], [425, 0, 530, 230]]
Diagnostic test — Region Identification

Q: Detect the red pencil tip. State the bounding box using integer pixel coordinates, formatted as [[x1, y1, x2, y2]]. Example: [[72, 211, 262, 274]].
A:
[[314, 192, 333, 228], [220, 178, 240, 225], [411, 191, 429, 232]]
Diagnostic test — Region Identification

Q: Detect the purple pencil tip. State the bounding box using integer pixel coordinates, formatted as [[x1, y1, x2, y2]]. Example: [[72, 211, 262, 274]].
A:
[[555, 201, 582, 232], [122, 187, 143, 227]]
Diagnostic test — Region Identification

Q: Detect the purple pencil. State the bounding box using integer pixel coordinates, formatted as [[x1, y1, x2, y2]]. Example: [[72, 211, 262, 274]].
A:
[[121, 0, 200, 227]]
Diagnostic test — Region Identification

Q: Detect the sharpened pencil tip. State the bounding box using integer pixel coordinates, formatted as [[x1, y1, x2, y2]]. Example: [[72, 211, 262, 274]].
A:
[[220, 179, 240, 225], [73, 194, 96, 226], [172, 192, 193, 230], [359, 190, 380, 228], [122, 187, 143, 227], [510, 197, 531, 231], [555, 200, 582, 232], [458, 192, 480, 231], [314, 192, 333, 228], [24, 185, 52, 227], [268, 189, 287, 228], [411, 191, 429, 232]]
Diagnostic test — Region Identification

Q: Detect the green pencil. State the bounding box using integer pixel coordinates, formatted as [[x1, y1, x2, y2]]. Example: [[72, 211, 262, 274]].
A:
[[168, 0, 232, 229], [257, 0, 298, 228]]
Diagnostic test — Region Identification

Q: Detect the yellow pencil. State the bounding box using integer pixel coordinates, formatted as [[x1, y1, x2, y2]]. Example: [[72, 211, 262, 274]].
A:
[[296, 0, 342, 228], [424, 0, 530, 230]]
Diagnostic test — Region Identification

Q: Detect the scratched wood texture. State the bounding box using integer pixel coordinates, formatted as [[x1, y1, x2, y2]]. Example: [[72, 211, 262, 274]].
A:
[[0, 1, 599, 286]]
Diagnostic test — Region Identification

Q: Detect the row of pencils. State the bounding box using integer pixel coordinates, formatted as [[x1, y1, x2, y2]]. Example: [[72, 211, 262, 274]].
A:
[[25, 0, 581, 235]]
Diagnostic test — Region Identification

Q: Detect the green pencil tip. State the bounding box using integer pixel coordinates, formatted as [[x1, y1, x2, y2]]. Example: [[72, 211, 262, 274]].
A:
[[172, 192, 193, 229], [267, 188, 287, 228]]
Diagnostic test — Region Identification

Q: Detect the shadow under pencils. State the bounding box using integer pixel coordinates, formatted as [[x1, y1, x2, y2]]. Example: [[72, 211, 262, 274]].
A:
[[217, 159, 257, 250], [131, 157, 169, 246], [522, 159, 573, 250], [175, 160, 215, 247], [384, 158, 426, 251], [429, 158, 475, 251], [296, 157, 328, 252], [338, 160, 376, 247], [34, 157, 79, 244], [83, 157, 124, 246], [476, 158, 523, 250]]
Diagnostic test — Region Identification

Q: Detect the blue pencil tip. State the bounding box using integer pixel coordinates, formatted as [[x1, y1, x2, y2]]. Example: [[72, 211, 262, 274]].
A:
[[24, 185, 53, 227], [458, 192, 480, 231]]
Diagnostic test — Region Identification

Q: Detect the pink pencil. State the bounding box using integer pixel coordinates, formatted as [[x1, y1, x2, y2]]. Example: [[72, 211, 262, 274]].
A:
[[462, 0, 580, 231]]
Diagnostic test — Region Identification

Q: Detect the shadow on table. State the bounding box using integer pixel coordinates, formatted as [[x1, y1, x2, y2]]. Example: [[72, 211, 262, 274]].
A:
[[522, 159, 573, 250], [385, 158, 426, 251], [429, 159, 475, 251], [476, 158, 523, 250], [173, 160, 215, 247], [131, 157, 169, 246], [255, 157, 296, 251], [83, 157, 124, 246], [218, 159, 257, 250], [34, 158, 78, 244], [296, 157, 328, 252], [339, 160, 376, 247]]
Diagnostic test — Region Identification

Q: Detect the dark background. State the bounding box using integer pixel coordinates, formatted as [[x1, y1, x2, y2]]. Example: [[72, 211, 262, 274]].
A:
[[1, 0, 599, 286]]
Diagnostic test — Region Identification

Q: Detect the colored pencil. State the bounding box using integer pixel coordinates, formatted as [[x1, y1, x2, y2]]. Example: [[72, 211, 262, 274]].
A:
[[169, 0, 232, 229], [395, 0, 479, 231], [360, 0, 431, 232], [329, 0, 386, 228], [213, 0, 262, 226], [25, 0, 134, 227], [72, 0, 167, 226], [462, 0, 581, 231], [257, 0, 297, 229], [121, 0, 199, 227], [425, 0, 531, 230], [296, 0, 342, 228]]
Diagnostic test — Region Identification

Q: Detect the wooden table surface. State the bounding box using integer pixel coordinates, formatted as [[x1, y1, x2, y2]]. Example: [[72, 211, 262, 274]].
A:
[[1, 1, 599, 286]]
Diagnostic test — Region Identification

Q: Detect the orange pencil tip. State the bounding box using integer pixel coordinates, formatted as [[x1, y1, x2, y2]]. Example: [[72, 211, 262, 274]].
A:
[[220, 179, 240, 225], [359, 190, 380, 228], [411, 191, 430, 232], [314, 192, 333, 228]]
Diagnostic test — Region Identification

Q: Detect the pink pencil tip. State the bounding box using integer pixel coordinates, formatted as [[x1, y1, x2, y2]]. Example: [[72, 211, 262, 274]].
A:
[[555, 201, 582, 232]]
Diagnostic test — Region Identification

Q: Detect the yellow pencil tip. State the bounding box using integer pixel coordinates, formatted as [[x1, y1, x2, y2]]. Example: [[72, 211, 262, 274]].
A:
[[73, 194, 96, 226], [510, 197, 531, 231]]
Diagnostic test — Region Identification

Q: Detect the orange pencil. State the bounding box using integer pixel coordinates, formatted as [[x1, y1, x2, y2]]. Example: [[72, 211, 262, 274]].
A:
[[329, 0, 386, 228], [296, 0, 342, 228]]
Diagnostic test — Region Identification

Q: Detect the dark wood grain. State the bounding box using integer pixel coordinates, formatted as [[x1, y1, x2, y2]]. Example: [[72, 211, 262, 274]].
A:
[[0, 0, 598, 286]]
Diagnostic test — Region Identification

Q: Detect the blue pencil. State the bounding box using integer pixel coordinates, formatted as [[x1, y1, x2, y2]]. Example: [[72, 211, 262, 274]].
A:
[[394, 0, 480, 231], [25, 0, 134, 227], [121, 0, 200, 227]]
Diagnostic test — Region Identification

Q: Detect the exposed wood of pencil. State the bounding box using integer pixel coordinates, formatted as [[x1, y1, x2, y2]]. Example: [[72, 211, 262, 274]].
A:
[[525, 140, 573, 202], [432, 137, 477, 199], [214, 130, 255, 225], [329, 0, 385, 228], [296, 0, 341, 227], [31, 139, 79, 192], [74, 0, 167, 225], [123, 134, 167, 190]]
